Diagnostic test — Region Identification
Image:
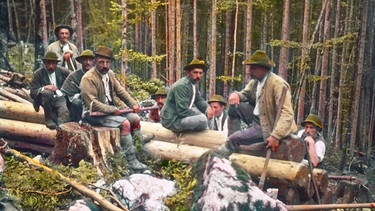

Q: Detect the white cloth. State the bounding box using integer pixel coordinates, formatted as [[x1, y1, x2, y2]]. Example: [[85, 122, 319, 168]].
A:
[[189, 83, 196, 109], [48, 71, 57, 86], [253, 75, 268, 116], [101, 74, 112, 103]]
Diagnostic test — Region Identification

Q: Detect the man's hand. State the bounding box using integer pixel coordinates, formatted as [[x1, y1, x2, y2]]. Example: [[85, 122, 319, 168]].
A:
[[44, 85, 57, 92], [266, 136, 279, 152], [63, 52, 72, 61], [228, 92, 240, 105], [304, 136, 315, 147], [132, 104, 141, 113], [206, 106, 214, 119], [113, 109, 121, 116]]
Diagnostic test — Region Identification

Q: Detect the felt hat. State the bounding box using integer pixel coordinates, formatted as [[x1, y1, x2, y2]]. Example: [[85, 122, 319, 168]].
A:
[[54, 25, 73, 37], [183, 57, 207, 71], [244, 50, 275, 68], [75, 50, 94, 63], [208, 95, 227, 107], [94, 46, 113, 59], [42, 52, 60, 62], [151, 88, 168, 99], [301, 114, 323, 131]]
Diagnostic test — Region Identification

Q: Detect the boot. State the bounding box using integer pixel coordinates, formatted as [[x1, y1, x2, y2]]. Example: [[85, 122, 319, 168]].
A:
[[120, 135, 149, 173], [132, 128, 155, 145], [217, 143, 233, 156]]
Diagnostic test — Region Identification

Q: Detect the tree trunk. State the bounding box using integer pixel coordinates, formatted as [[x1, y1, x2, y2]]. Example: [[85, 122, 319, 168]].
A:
[[151, 0, 157, 78], [230, 0, 239, 93], [121, 0, 128, 79], [175, 0, 181, 81], [40, 0, 48, 51], [244, 0, 253, 85], [167, 0, 175, 86], [0, 100, 44, 124], [278, 0, 290, 80], [208, 0, 217, 98]]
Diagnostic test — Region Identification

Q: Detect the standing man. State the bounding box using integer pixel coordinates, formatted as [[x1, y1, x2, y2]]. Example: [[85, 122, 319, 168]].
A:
[[30, 52, 70, 129], [207, 95, 228, 137], [80, 45, 148, 173], [300, 114, 326, 167], [61, 50, 95, 122], [161, 58, 214, 133], [47, 25, 80, 71], [219, 50, 297, 155], [148, 87, 168, 123]]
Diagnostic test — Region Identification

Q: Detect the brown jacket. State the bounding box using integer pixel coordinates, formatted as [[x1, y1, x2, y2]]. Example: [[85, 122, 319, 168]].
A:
[[238, 72, 297, 140], [80, 67, 136, 113]]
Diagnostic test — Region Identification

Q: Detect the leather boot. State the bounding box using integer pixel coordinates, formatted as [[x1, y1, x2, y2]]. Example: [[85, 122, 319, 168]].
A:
[[217, 143, 233, 156], [132, 128, 155, 145], [120, 135, 149, 173]]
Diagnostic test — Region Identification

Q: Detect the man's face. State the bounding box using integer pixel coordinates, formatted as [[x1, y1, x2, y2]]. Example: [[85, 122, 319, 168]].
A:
[[58, 28, 70, 44], [44, 60, 58, 73], [304, 123, 318, 137], [95, 56, 111, 75], [249, 65, 268, 80], [210, 102, 224, 117], [155, 95, 166, 109], [81, 57, 94, 72], [187, 68, 204, 83]]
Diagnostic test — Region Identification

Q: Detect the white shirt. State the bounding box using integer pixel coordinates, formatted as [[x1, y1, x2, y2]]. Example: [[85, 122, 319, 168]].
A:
[[253, 75, 268, 116]]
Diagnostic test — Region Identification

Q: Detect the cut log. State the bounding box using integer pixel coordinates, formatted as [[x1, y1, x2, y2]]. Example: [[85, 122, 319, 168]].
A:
[[0, 100, 45, 124], [0, 88, 31, 104], [49, 122, 120, 172], [3, 86, 33, 102], [3, 137, 54, 154], [0, 118, 56, 146]]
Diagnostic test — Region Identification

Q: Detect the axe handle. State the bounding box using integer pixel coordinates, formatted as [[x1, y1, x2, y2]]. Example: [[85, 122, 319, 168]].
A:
[[87, 105, 159, 117], [258, 86, 288, 190]]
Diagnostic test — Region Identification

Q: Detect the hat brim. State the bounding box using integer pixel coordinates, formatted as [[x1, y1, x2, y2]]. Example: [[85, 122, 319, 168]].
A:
[[75, 56, 94, 63], [183, 64, 207, 71], [54, 25, 73, 37], [42, 58, 60, 62], [151, 94, 167, 100]]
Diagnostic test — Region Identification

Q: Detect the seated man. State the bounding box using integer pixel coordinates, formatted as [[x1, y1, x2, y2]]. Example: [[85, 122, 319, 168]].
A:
[[299, 114, 326, 167], [80, 45, 148, 173], [61, 50, 95, 122], [148, 87, 168, 123], [207, 94, 228, 137], [161, 58, 213, 133], [30, 52, 70, 129]]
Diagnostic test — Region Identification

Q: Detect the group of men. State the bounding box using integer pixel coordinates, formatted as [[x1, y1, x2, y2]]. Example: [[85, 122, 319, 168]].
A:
[[30, 25, 325, 175]]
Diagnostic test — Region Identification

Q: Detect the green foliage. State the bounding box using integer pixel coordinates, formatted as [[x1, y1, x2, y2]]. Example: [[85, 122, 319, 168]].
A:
[[158, 161, 196, 210], [124, 74, 165, 101], [103, 151, 130, 184], [124, 49, 166, 63]]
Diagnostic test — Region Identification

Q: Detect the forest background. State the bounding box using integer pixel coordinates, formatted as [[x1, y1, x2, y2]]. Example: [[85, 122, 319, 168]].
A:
[[0, 0, 374, 167]]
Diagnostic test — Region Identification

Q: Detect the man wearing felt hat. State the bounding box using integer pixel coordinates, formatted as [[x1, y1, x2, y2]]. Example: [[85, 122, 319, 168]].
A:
[[299, 114, 326, 167], [148, 87, 168, 123], [207, 94, 228, 136], [80, 45, 149, 173], [30, 51, 71, 129], [61, 50, 95, 122], [161, 57, 214, 133], [47, 25, 80, 71], [218, 50, 297, 155]]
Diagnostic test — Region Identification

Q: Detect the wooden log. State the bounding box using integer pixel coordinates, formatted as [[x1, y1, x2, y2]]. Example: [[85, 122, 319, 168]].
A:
[[3, 137, 54, 154], [0, 100, 45, 124], [0, 118, 56, 146], [3, 86, 33, 102], [140, 121, 226, 148], [0, 88, 31, 104]]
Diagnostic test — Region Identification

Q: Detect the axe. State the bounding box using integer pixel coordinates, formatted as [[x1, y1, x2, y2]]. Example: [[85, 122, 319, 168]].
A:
[[85, 105, 159, 117]]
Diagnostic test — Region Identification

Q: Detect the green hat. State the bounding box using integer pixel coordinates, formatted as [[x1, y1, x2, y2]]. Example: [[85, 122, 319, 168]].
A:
[[184, 57, 207, 71], [54, 25, 73, 38], [75, 50, 94, 63], [94, 46, 113, 59], [208, 95, 227, 107], [151, 88, 168, 99], [244, 50, 275, 68], [42, 52, 60, 62], [301, 114, 323, 131]]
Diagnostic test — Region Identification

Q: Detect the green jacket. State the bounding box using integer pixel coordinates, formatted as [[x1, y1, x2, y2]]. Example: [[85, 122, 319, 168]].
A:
[[161, 76, 208, 129], [238, 72, 297, 140], [80, 67, 136, 113]]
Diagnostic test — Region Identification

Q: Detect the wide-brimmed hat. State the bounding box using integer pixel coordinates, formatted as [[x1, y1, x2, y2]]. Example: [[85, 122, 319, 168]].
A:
[[94, 46, 113, 59], [42, 52, 60, 62], [244, 50, 275, 68], [208, 95, 227, 107], [151, 88, 168, 99], [301, 114, 323, 131], [54, 25, 73, 38], [183, 57, 207, 71], [75, 50, 94, 63]]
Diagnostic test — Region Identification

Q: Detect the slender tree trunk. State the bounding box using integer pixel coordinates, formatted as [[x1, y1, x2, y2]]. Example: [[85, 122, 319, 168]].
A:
[[230, 0, 239, 93], [167, 0, 175, 86], [11, 0, 20, 41], [121, 0, 127, 79], [7, 0, 16, 42], [244, 0, 252, 85], [278, 0, 290, 80], [297, 0, 310, 126], [350, 0, 368, 157], [75, 0, 83, 51], [151, 0, 157, 78], [193, 0, 198, 58], [208, 0, 217, 98], [175, 0, 181, 80], [223, 10, 232, 98], [40, 0, 48, 51]]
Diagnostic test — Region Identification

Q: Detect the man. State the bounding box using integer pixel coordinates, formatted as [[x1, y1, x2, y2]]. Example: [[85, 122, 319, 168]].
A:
[[219, 50, 297, 155], [80, 45, 148, 173], [30, 52, 70, 129], [207, 95, 228, 137], [61, 50, 95, 122], [148, 87, 168, 123], [47, 25, 80, 71], [300, 114, 326, 167], [161, 58, 214, 133]]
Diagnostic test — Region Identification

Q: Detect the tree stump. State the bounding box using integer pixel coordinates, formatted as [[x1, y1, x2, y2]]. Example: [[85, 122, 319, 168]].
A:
[[49, 122, 120, 173]]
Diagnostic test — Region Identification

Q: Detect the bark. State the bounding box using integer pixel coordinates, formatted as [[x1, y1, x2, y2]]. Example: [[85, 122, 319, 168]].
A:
[[0, 100, 44, 124], [0, 88, 32, 104], [230, 0, 239, 90], [244, 0, 253, 85], [3, 137, 54, 155], [121, 0, 127, 79], [193, 0, 198, 58], [151, 0, 157, 78], [40, 0, 48, 51], [278, 0, 290, 80], [223, 10, 232, 98], [2, 87, 32, 102], [167, 0, 175, 85], [208, 0, 217, 98], [175, 0, 181, 81], [75, 0, 83, 51]]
